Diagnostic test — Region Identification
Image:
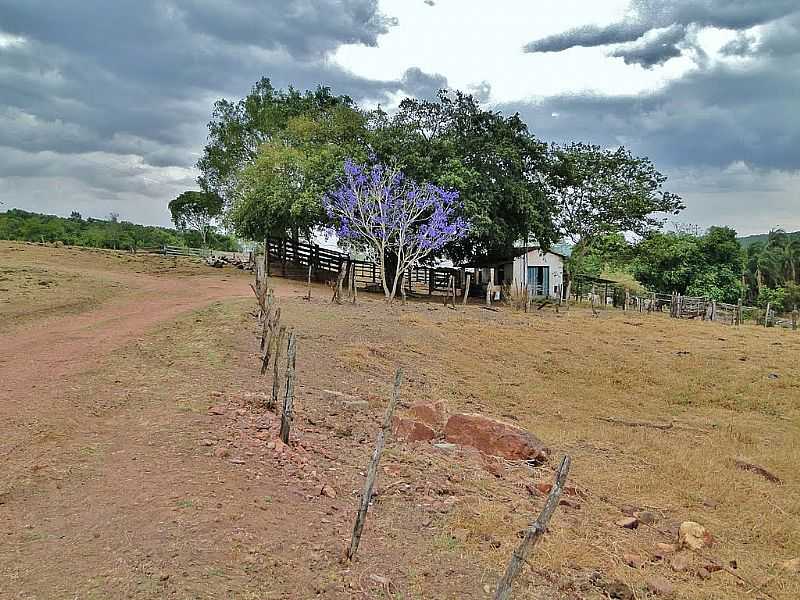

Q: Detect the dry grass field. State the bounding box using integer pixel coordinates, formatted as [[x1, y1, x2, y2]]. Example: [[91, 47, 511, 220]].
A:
[[0, 241, 798, 599]]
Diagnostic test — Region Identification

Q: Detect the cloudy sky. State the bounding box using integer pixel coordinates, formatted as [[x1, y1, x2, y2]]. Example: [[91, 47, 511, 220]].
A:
[[1, 0, 798, 235]]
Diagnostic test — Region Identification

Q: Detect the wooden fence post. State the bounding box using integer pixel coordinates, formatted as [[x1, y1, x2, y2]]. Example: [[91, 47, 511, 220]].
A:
[[737, 299, 743, 326], [493, 455, 571, 599], [462, 274, 471, 306], [346, 368, 403, 561], [793, 309, 798, 331], [268, 325, 286, 412], [486, 268, 495, 307], [764, 302, 771, 327], [279, 330, 297, 444]]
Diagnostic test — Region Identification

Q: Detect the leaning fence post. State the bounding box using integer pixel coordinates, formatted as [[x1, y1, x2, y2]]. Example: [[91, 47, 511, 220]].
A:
[[279, 330, 297, 444], [346, 368, 404, 561], [268, 325, 287, 412], [493, 455, 572, 600]]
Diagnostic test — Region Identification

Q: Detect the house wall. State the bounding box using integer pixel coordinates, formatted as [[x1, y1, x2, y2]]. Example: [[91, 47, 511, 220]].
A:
[[511, 250, 564, 297], [473, 250, 564, 298]]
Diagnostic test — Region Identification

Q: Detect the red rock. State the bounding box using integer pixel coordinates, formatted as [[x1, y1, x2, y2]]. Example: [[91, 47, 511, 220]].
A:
[[623, 553, 645, 569], [408, 401, 448, 429], [392, 416, 436, 443], [320, 485, 336, 498], [213, 447, 230, 458], [208, 406, 226, 415], [616, 517, 639, 529], [443, 413, 548, 461]]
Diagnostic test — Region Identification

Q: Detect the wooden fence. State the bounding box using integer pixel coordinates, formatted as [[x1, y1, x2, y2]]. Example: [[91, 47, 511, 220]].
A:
[[263, 237, 461, 296]]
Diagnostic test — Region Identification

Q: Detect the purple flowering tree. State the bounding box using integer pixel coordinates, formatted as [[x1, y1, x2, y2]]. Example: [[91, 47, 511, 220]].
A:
[[323, 159, 469, 303]]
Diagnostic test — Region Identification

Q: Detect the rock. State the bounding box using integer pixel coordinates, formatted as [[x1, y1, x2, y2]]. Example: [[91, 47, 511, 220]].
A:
[[320, 485, 337, 499], [768, 372, 779, 379], [266, 441, 275, 450], [529, 482, 584, 498], [678, 521, 713, 550], [696, 567, 711, 579], [392, 416, 436, 443], [200, 439, 215, 447], [616, 517, 639, 530], [780, 558, 800, 572], [635, 510, 658, 525], [559, 497, 581, 509], [669, 553, 691, 572], [207, 405, 226, 415], [229, 457, 246, 465], [443, 413, 548, 461], [623, 553, 645, 568], [646, 576, 674, 596], [653, 543, 678, 560], [213, 447, 230, 458], [408, 401, 448, 429], [602, 579, 634, 600]]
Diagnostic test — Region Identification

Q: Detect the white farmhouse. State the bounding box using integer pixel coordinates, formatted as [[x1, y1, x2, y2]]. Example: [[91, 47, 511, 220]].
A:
[[469, 246, 567, 299]]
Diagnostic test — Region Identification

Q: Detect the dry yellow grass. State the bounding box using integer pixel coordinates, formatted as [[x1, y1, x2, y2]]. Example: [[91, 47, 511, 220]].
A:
[[358, 304, 800, 599]]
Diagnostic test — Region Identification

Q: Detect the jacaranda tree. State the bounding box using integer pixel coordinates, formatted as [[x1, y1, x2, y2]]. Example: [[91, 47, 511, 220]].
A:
[[324, 159, 469, 303]]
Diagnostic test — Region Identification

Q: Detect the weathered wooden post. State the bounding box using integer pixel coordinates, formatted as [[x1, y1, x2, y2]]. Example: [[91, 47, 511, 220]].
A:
[[462, 274, 471, 306], [764, 302, 771, 327], [624, 289, 630, 311], [279, 330, 297, 444], [793, 309, 798, 331], [737, 299, 743, 326], [451, 274, 456, 307], [346, 368, 403, 561], [261, 307, 281, 376], [306, 262, 312, 300], [493, 455, 572, 600], [351, 263, 358, 304], [268, 325, 287, 411], [486, 268, 495, 307]]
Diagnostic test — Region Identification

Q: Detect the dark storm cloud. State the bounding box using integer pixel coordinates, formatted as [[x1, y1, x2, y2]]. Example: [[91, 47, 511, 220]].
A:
[[399, 67, 447, 100], [524, 0, 798, 68], [608, 24, 687, 67], [0, 0, 444, 223], [513, 8, 800, 172]]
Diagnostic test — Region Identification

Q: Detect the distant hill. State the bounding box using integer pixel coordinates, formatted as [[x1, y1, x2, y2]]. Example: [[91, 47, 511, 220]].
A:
[[0, 209, 237, 251], [738, 230, 800, 247]]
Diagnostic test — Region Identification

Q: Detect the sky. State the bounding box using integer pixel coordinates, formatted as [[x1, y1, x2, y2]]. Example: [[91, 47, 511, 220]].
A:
[[1, 0, 798, 236]]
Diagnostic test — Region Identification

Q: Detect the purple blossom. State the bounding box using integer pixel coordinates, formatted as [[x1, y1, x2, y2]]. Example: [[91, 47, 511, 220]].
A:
[[323, 159, 470, 300]]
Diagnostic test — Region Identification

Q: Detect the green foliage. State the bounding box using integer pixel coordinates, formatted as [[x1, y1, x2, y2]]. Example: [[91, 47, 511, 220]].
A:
[[168, 191, 224, 246], [0, 209, 237, 251], [200, 78, 369, 240], [631, 226, 743, 303], [369, 91, 556, 264], [197, 78, 361, 204], [757, 286, 786, 312]]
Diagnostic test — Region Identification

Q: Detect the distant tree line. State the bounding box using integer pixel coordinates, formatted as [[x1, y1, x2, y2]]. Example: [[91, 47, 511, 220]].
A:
[[0, 209, 238, 252], [580, 227, 800, 313]]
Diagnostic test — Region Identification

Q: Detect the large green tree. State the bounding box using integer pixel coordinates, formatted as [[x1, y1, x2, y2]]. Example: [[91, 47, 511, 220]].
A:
[[544, 142, 684, 302], [199, 78, 370, 240], [369, 91, 556, 264], [168, 191, 224, 247]]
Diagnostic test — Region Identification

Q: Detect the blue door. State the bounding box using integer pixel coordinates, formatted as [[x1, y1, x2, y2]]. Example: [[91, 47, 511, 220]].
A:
[[527, 266, 550, 297]]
